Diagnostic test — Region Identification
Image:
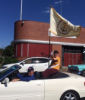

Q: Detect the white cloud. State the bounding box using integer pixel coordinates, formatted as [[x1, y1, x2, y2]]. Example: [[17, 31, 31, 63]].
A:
[[43, 10, 50, 13], [43, 7, 50, 14], [54, 0, 63, 4]]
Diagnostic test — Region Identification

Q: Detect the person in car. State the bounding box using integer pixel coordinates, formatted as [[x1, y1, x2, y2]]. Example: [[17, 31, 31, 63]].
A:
[[12, 67, 35, 82], [42, 50, 61, 78], [50, 50, 61, 70], [17, 67, 35, 81]]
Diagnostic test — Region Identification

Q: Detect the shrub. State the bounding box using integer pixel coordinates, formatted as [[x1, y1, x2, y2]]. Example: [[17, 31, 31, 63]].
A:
[[3, 57, 18, 65], [0, 57, 3, 64]]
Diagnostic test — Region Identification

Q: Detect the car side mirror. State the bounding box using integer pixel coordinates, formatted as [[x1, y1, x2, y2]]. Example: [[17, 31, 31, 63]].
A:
[[1, 78, 9, 87], [49, 60, 52, 65]]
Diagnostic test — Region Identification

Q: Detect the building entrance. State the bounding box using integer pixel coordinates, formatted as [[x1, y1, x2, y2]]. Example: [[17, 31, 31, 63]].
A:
[[62, 46, 83, 66]]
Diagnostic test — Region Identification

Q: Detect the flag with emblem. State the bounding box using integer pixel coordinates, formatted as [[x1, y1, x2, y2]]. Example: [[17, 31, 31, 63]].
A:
[[49, 8, 81, 37]]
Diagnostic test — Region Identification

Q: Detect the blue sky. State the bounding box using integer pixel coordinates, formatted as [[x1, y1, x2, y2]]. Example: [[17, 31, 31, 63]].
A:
[[0, 0, 85, 48]]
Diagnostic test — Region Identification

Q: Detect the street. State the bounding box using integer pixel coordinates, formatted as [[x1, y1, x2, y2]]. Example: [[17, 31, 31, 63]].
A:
[[81, 98, 85, 100]]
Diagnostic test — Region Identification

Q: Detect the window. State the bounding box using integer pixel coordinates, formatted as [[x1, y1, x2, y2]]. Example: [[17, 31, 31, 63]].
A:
[[31, 58, 49, 64], [23, 58, 49, 64], [24, 59, 32, 64]]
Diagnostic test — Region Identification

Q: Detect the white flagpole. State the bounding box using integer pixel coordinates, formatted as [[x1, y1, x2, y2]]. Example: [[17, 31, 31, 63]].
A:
[[48, 6, 51, 58], [20, 0, 23, 20]]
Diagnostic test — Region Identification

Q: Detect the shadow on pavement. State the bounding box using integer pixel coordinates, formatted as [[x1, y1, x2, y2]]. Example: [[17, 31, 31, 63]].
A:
[[81, 97, 85, 100]]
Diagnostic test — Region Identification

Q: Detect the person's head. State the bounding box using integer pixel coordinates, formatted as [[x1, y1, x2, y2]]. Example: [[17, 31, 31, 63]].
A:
[[27, 67, 34, 76], [54, 50, 59, 57]]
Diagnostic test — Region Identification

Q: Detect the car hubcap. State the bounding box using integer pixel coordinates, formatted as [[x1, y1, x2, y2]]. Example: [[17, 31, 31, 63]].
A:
[[63, 92, 77, 100]]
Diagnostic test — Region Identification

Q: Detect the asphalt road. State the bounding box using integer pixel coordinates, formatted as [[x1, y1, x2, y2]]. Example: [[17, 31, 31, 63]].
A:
[[81, 97, 85, 100]]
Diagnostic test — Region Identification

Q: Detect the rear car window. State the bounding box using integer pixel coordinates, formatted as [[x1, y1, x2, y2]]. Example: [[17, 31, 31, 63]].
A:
[[31, 58, 49, 63]]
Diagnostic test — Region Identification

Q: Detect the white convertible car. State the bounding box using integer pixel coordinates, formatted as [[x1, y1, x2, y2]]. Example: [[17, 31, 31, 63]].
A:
[[0, 65, 85, 100]]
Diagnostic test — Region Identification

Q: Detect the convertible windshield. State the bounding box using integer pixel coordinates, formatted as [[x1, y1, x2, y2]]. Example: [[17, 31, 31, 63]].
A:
[[0, 65, 20, 82]]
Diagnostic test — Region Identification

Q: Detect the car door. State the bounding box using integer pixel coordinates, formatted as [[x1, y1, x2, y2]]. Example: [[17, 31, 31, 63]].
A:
[[0, 80, 44, 100]]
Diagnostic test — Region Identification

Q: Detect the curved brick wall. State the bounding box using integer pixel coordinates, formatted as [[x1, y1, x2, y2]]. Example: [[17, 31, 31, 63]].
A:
[[14, 20, 49, 41]]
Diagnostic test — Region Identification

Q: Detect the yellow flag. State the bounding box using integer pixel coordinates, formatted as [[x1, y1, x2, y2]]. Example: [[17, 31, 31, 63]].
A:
[[49, 8, 81, 37]]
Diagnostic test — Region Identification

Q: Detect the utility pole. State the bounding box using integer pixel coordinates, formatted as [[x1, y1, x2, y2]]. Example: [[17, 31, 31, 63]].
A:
[[20, 0, 23, 20]]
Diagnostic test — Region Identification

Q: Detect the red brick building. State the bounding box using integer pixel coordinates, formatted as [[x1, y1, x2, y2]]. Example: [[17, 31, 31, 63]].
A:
[[14, 20, 85, 67]]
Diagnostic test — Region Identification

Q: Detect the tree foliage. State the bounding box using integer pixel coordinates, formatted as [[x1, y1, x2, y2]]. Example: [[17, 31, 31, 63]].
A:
[[3, 42, 14, 57], [3, 57, 18, 65], [0, 42, 18, 66], [0, 57, 3, 63], [0, 48, 3, 56]]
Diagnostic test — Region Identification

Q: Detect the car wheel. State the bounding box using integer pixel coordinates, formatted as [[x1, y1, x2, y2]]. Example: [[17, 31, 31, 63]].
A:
[[60, 90, 80, 100], [82, 70, 85, 76]]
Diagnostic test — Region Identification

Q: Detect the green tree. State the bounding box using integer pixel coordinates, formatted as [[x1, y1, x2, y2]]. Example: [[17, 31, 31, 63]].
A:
[[3, 57, 18, 64], [3, 42, 14, 57], [0, 49, 4, 67], [0, 48, 3, 57], [1, 42, 18, 65]]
